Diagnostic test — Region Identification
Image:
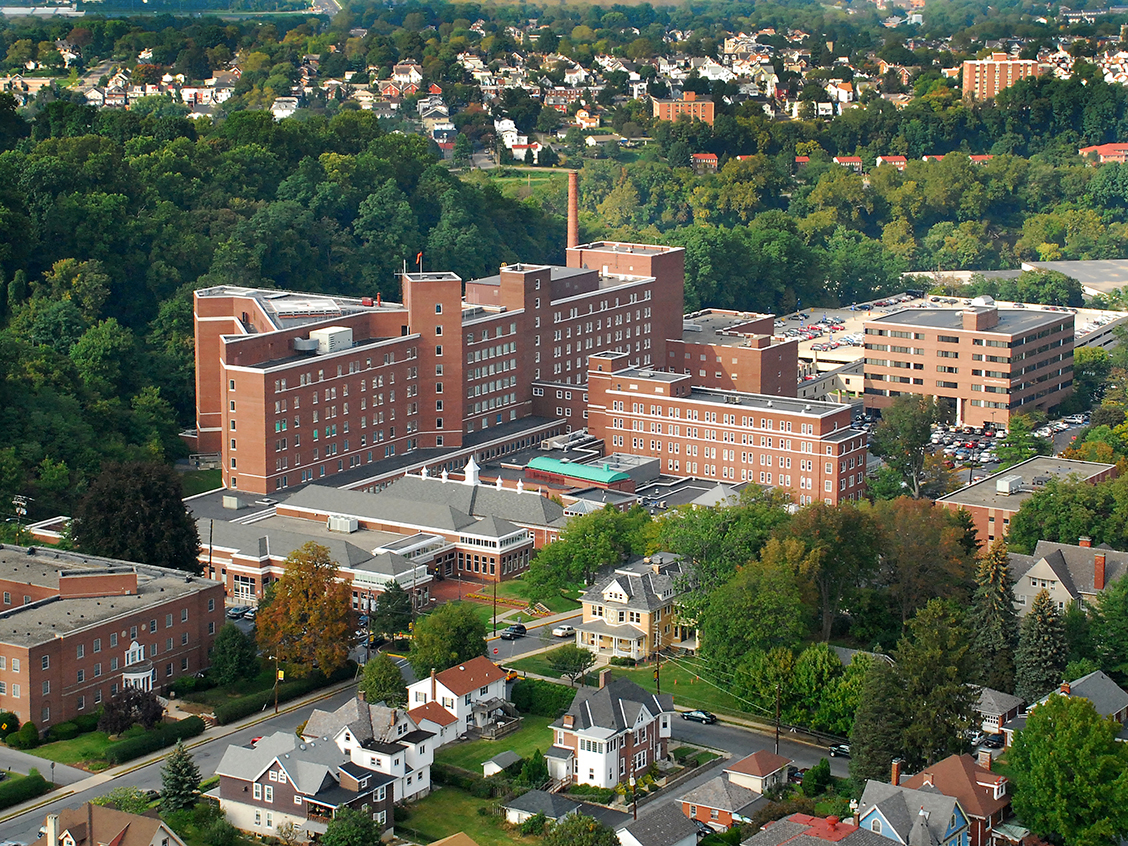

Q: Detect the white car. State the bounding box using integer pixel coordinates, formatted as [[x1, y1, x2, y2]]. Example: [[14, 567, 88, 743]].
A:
[[551, 624, 576, 638]]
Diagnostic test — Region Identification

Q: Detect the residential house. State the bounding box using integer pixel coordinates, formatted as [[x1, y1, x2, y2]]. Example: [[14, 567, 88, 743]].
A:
[[501, 790, 579, 825], [405, 655, 510, 734], [392, 60, 423, 86], [546, 672, 674, 788], [901, 754, 1011, 846], [575, 108, 601, 129], [271, 97, 299, 120], [743, 814, 891, 846], [576, 553, 692, 663], [857, 781, 971, 846], [617, 802, 697, 846], [1002, 671, 1128, 745], [679, 776, 766, 830], [406, 699, 460, 747], [1007, 538, 1127, 615], [34, 804, 188, 846], [876, 155, 908, 170], [214, 731, 397, 840], [826, 80, 854, 104], [300, 694, 434, 802], [723, 750, 791, 794], [1079, 143, 1128, 163], [691, 153, 718, 174], [833, 155, 863, 172], [975, 687, 1023, 736]]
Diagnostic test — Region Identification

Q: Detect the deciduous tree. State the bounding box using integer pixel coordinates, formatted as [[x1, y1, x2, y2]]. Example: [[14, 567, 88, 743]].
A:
[[546, 644, 596, 686], [869, 395, 947, 498], [98, 686, 164, 735], [322, 806, 381, 846], [210, 623, 259, 687], [408, 602, 486, 678], [92, 786, 150, 815], [358, 653, 407, 707], [541, 814, 620, 846], [256, 542, 352, 677]]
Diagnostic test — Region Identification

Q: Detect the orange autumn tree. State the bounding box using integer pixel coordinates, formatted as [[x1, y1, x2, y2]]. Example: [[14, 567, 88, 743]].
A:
[[257, 542, 352, 676]]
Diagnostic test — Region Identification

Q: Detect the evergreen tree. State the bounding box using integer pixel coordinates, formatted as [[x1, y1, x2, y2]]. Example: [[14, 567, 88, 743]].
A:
[[849, 660, 905, 790], [160, 741, 201, 812], [209, 623, 259, 686], [1015, 589, 1068, 703], [967, 538, 1019, 693]]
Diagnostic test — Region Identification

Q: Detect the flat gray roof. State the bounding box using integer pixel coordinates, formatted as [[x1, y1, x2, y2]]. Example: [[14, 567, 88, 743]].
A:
[[576, 241, 676, 256], [687, 388, 853, 418], [1024, 259, 1128, 295], [682, 310, 777, 347], [937, 456, 1116, 511], [869, 307, 1064, 334]]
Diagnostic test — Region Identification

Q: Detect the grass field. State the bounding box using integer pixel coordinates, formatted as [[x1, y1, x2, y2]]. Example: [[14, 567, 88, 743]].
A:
[[31, 724, 150, 771], [493, 579, 582, 614], [180, 469, 222, 496], [399, 786, 537, 846], [435, 715, 555, 772], [181, 661, 276, 707]]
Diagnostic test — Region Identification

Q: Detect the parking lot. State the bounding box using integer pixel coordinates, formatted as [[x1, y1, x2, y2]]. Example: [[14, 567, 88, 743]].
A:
[[927, 413, 1090, 482]]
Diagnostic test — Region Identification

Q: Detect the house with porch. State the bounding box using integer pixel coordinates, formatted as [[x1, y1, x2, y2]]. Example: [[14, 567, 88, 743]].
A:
[[679, 775, 766, 831], [406, 655, 511, 735], [576, 553, 693, 663], [546, 671, 674, 789]]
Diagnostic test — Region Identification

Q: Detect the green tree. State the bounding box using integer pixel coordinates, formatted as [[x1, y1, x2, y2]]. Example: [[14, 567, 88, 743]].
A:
[[546, 644, 596, 686], [72, 461, 200, 573], [452, 133, 472, 168], [322, 806, 381, 846], [98, 685, 163, 735], [542, 814, 620, 846], [358, 653, 407, 707], [1015, 589, 1068, 703], [849, 659, 905, 788], [92, 786, 150, 815], [996, 415, 1053, 469], [256, 542, 353, 677], [370, 581, 412, 639], [869, 395, 946, 498], [1072, 347, 1112, 410], [210, 623, 259, 687], [160, 740, 201, 812], [1009, 694, 1128, 846], [967, 539, 1019, 693], [519, 749, 550, 787], [408, 602, 487, 678], [1090, 575, 1128, 675]]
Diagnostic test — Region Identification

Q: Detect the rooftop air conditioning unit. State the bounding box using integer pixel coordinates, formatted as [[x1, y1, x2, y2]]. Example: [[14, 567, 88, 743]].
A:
[[327, 515, 359, 533], [995, 475, 1023, 496]]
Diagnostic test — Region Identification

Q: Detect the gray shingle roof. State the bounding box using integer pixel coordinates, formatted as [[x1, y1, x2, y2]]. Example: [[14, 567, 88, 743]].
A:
[[858, 781, 961, 846], [976, 686, 1024, 716], [303, 697, 419, 748], [1009, 540, 1128, 599], [580, 554, 687, 614], [216, 732, 343, 796], [679, 775, 765, 817], [743, 816, 895, 846], [485, 750, 522, 769], [553, 677, 674, 733], [504, 789, 579, 820], [618, 802, 697, 846]]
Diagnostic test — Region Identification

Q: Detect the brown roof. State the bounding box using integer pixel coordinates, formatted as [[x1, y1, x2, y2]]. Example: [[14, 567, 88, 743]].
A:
[[34, 804, 184, 846], [434, 656, 507, 696], [901, 754, 1009, 820], [430, 835, 483, 846], [726, 750, 791, 778], [409, 700, 459, 727]]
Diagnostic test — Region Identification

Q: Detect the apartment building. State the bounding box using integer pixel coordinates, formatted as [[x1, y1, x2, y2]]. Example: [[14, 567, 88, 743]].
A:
[[962, 53, 1047, 99], [668, 310, 798, 397], [651, 91, 716, 125], [194, 242, 684, 495], [863, 299, 1074, 427], [587, 352, 867, 505], [0, 545, 224, 728]]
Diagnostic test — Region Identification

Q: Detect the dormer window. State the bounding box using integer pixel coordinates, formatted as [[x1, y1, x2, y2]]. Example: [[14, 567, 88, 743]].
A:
[[871, 820, 882, 834]]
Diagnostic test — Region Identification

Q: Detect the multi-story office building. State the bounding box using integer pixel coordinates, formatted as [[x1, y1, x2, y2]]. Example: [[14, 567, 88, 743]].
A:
[[0, 545, 224, 729], [863, 299, 1074, 427], [668, 310, 798, 397], [193, 242, 684, 495], [587, 352, 867, 505], [962, 53, 1047, 99], [651, 91, 716, 125]]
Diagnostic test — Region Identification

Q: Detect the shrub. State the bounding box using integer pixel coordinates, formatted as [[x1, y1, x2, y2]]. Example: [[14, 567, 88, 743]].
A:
[[103, 717, 205, 765], [47, 722, 79, 742], [520, 812, 547, 835], [511, 679, 576, 717], [393, 805, 411, 823], [8, 721, 40, 749], [0, 769, 50, 809], [0, 712, 19, 739], [73, 712, 101, 733], [609, 657, 637, 667], [801, 759, 832, 798]]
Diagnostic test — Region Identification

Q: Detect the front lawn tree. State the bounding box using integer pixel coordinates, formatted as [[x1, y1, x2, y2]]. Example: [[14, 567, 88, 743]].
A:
[[546, 644, 596, 685], [541, 814, 620, 846], [98, 686, 164, 735], [358, 653, 407, 706], [72, 461, 201, 573], [160, 740, 201, 812], [869, 395, 946, 498], [370, 581, 412, 639], [322, 806, 381, 846], [1015, 588, 1068, 703], [210, 623, 259, 686], [408, 602, 487, 677], [256, 542, 352, 677], [1009, 694, 1128, 846]]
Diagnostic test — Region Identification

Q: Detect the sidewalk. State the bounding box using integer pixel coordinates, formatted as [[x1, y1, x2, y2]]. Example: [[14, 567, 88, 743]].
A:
[[0, 748, 86, 785]]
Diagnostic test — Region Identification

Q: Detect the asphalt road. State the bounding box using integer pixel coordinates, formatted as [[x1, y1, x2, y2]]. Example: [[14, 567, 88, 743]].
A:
[[485, 613, 581, 664]]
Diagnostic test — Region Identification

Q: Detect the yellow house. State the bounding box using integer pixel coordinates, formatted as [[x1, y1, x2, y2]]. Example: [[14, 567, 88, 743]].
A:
[[575, 552, 695, 661]]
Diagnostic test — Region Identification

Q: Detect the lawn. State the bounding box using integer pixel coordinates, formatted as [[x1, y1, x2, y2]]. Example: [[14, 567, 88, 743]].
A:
[[493, 579, 582, 615], [180, 469, 222, 497], [398, 785, 538, 846], [435, 715, 555, 773], [181, 660, 276, 708], [30, 731, 118, 769]]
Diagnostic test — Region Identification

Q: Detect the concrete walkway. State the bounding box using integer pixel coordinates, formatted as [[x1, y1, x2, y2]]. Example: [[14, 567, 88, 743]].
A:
[[0, 748, 86, 786]]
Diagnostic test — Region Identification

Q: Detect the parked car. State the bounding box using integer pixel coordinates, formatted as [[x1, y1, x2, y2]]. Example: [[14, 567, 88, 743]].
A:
[[500, 623, 527, 640], [787, 766, 809, 784], [828, 743, 850, 757], [983, 734, 1005, 749], [243, 608, 256, 621], [551, 624, 575, 638], [692, 820, 715, 838], [681, 710, 717, 724], [226, 606, 249, 619]]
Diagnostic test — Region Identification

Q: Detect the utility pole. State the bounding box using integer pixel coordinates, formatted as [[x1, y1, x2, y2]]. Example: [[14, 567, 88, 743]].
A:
[[11, 496, 29, 545], [492, 577, 498, 636], [653, 632, 661, 695], [273, 655, 281, 714], [774, 679, 781, 755]]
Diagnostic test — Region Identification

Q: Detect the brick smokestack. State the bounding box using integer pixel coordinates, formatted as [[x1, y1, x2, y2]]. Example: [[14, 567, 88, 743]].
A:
[[567, 170, 579, 249], [978, 750, 993, 771], [1079, 536, 1092, 548], [891, 758, 903, 786], [1095, 551, 1106, 591]]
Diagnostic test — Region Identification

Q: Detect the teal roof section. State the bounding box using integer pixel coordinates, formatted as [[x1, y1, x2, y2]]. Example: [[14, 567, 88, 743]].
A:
[[526, 456, 631, 484]]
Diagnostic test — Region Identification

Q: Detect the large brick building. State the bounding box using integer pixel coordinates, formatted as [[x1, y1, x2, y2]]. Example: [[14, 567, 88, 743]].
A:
[[863, 299, 1074, 427], [651, 91, 716, 125], [962, 53, 1047, 99], [587, 352, 867, 505], [194, 242, 684, 495], [0, 545, 224, 728]]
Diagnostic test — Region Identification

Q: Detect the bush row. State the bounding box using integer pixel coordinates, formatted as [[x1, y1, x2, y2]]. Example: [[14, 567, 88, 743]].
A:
[[609, 657, 637, 667], [6, 722, 41, 750], [511, 679, 576, 718], [0, 769, 51, 809], [104, 716, 206, 765], [431, 763, 508, 799], [212, 663, 355, 725], [170, 675, 217, 696]]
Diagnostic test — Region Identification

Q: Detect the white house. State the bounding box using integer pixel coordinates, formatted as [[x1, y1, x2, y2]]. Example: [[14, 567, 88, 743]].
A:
[[406, 655, 509, 733], [407, 700, 460, 747]]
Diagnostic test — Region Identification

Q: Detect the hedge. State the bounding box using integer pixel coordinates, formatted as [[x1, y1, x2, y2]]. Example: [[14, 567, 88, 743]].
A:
[[431, 763, 506, 798], [212, 662, 355, 725], [511, 679, 576, 718], [47, 722, 79, 742], [73, 712, 101, 733], [7, 722, 39, 750], [0, 712, 19, 739], [0, 769, 51, 809], [104, 716, 206, 765]]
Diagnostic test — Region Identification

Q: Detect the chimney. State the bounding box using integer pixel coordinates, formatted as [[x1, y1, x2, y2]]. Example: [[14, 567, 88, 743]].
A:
[[1061, 681, 1071, 695], [827, 817, 839, 832], [978, 750, 993, 771], [1079, 536, 1092, 548], [891, 758, 903, 786], [46, 813, 59, 846], [599, 668, 612, 689], [1095, 552, 1106, 591], [567, 171, 579, 249], [357, 688, 366, 702], [431, 668, 437, 702]]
